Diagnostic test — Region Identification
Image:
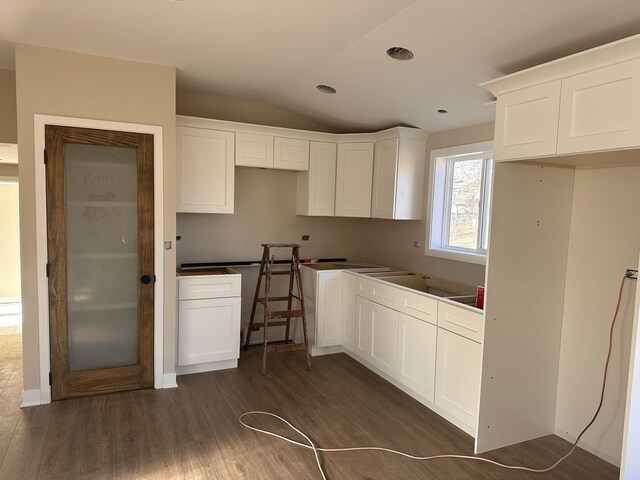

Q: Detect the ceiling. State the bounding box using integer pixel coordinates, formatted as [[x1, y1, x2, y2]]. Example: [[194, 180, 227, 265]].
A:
[[2, 0, 640, 133]]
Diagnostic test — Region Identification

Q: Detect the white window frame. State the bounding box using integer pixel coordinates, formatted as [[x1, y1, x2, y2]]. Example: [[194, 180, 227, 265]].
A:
[[426, 140, 494, 265]]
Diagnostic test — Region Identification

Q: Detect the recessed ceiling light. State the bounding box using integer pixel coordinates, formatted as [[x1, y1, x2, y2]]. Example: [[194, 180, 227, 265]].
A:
[[316, 84, 337, 94], [437, 109, 448, 114], [386, 47, 414, 61]]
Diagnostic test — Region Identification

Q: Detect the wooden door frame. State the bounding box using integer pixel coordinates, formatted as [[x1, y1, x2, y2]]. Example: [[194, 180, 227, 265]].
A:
[[28, 114, 168, 406]]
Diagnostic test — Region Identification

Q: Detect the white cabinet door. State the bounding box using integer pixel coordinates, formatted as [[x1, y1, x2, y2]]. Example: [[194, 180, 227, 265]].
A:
[[178, 297, 241, 366], [371, 137, 426, 220], [369, 301, 399, 377], [355, 296, 372, 360], [176, 126, 234, 214], [398, 313, 437, 402], [341, 273, 357, 352], [235, 132, 274, 168], [274, 137, 309, 171], [316, 271, 343, 348], [558, 58, 640, 154], [296, 141, 337, 216], [494, 80, 561, 161], [371, 138, 398, 219], [435, 328, 482, 433], [335, 142, 374, 217]]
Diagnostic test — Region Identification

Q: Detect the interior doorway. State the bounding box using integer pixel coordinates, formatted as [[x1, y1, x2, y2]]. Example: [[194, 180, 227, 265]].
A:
[[0, 154, 22, 397], [0, 173, 22, 335]]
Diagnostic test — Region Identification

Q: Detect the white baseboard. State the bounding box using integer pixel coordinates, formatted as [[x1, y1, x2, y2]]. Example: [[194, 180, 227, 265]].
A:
[[554, 427, 619, 467], [20, 389, 42, 408], [310, 345, 345, 357], [161, 373, 178, 388], [176, 359, 237, 376]]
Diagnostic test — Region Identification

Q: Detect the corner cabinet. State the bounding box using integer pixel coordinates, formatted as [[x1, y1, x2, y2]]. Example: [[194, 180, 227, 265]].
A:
[[176, 125, 235, 214], [296, 141, 337, 216], [371, 137, 426, 219], [335, 142, 374, 217]]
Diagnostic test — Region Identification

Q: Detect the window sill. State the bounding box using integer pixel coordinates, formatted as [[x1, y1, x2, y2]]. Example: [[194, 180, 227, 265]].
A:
[[425, 247, 487, 266]]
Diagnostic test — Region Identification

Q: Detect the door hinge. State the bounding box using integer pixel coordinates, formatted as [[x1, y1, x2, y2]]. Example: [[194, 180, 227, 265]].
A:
[[48, 372, 52, 386], [44, 149, 48, 165], [46, 263, 50, 277]]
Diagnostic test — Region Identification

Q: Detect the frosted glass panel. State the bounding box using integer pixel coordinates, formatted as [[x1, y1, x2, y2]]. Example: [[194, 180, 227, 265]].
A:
[[65, 144, 139, 372]]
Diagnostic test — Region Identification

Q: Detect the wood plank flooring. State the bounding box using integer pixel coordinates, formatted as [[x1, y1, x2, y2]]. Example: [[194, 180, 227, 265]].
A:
[[0, 333, 621, 479]]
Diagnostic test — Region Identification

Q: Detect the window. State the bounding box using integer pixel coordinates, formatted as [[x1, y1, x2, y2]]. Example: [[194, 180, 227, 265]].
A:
[[426, 141, 493, 265]]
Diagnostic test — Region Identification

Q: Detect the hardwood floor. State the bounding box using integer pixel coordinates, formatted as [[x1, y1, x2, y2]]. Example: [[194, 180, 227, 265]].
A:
[[0, 334, 620, 479]]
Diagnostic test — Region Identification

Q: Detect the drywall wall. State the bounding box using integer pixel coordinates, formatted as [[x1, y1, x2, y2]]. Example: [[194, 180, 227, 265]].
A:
[[177, 89, 336, 133], [621, 274, 640, 479], [177, 167, 370, 265], [15, 44, 176, 394], [555, 165, 640, 465], [620, 276, 640, 480], [0, 181, 21, 300], [361, 121, 495, 287], [0, 69, 17, 144]]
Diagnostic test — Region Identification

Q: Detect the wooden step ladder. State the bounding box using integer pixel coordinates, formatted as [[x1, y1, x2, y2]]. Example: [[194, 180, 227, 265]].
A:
[[243, 243, 311, 375]]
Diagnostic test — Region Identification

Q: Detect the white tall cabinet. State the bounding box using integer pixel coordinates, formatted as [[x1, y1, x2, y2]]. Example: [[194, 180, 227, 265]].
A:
[[176, 125, 235, 214], [480, 33, 640, 475]]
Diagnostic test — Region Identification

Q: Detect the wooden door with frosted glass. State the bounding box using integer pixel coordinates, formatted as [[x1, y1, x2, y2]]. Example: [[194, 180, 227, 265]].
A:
[[45, 125, 154, 400]]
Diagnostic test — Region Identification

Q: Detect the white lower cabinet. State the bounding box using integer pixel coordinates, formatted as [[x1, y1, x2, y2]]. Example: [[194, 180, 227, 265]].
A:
[[398, 313, 437, 402], [369, 301, 399, 377], [435, 328, 482, 432], [316, 271, 343, 348], [177, 271, 242, 374], [341, 273, 357, 352], [355, 296, 372, 360], [178, 297, 241, 366], [344, 274, 483, 437]]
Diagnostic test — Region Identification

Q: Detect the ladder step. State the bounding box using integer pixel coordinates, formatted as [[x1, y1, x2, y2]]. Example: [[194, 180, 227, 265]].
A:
[[269, 270, 294, 276], [258, 296, 291, 304], [257, 295, 300, 304], [268, 310, 304, 319], [266, 343, 308, 354], [250, 321, 289, 330]]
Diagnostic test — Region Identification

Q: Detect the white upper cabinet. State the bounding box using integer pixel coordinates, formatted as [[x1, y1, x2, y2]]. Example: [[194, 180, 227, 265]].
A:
[[557, 58, 640, 154], [335, 142, 374, 217], [483, 35, 640, 161], [235, 132, 274, 168], [371, 137, 426, 219], [493, 80, 561, 161], [274, 137, 309, 171], [296, 141, 337, 216], [176, 125, 235, 214]]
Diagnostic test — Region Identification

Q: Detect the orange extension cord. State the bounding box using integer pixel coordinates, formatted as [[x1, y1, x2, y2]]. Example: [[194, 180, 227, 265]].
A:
[[239, 275, 631, 479]]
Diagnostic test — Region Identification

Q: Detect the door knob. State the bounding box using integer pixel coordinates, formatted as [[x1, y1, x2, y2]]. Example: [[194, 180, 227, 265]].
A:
[[140, 275, 152, 285]]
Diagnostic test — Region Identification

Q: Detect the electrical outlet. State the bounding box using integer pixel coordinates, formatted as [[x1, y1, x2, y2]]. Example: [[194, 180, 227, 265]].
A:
[[302, 235, 310, 241], [626, 268, 638, 280], [413, 241, 421, 248]]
